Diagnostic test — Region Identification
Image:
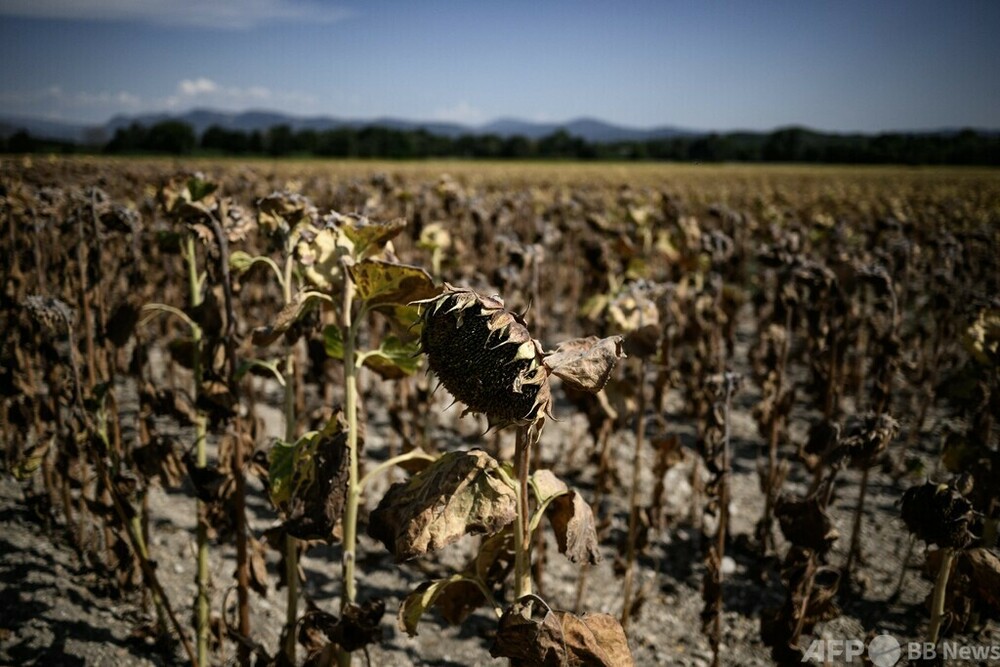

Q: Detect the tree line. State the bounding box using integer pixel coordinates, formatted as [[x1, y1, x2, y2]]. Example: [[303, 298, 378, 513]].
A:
[[3, 120, 998, 165]]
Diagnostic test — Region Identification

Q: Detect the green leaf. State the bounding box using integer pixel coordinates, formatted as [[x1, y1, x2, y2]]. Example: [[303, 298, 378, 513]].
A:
[[268, 438, 298, 507], [187, 176, 218, 202], [267, 414, 351, 541], [323, 324, 344, 360], [364, 335, 422, 379], [398, 575, 466, 637], [348, 260, 439, 310], [229, 250, 261, 275], [374, 303, 424, 341]]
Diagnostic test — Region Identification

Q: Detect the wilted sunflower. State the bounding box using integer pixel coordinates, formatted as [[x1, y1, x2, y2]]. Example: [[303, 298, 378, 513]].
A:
[[417, 285, 552, 427], [900, 481, 977, 549], [417, 284, 626, 430]]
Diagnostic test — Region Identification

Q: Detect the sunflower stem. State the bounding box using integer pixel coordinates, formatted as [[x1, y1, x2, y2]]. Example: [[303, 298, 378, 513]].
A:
[[929, 547, 955, 645], [513, 425, 533, 601], [185, 234, 210, 667], [280, 250, 299, 666], [338, 265, 360, 667]]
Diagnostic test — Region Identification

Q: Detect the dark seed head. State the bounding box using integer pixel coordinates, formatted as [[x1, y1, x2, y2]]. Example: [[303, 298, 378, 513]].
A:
[[418, 285, 550, 426], [900, 481, 976, 549]]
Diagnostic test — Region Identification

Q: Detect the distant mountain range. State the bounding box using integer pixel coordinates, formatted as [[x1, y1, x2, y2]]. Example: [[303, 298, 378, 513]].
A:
[[0, 108, 699, 145], [2, 109, 996, 148]]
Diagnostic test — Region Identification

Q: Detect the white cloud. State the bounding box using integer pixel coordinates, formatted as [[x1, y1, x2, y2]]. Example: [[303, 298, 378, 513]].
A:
[[0, 78, 316, 122], [168, 78, 316, 110], [178, 77, 218, 96], [0, 85, 142, 120], [0, 0, 354, 30], [432, 101, 485, 125]]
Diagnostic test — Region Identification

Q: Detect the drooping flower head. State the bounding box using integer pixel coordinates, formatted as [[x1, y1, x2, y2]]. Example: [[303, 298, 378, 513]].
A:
[[417, 284, 551, 427]]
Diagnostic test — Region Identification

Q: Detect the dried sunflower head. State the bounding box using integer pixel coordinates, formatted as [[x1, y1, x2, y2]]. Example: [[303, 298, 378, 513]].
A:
[[900, 481, 977, 549], [417, 284, 551, 427]]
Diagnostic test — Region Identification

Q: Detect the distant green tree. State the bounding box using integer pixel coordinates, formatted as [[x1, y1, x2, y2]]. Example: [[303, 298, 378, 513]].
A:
[[266, 124, 295, 156], [144, 121, 196, 154], [202, 125, 250, 153], [105, 122, 148, 153]]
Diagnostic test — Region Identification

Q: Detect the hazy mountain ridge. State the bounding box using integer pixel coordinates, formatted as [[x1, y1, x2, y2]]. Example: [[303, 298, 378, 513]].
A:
[[2, 108, 995, 146], [1, 108, 699, 144]]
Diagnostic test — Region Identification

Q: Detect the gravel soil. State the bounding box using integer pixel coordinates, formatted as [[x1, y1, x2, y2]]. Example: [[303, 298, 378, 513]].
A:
[[2, 320, 998, 667]]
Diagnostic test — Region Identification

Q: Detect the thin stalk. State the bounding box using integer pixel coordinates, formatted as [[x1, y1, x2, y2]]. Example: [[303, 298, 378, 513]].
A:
[[621, 359, 647, 630], [130, 511, 168, 633], [711, 373, 736, 667], [357, 449, 435, 491], [281, 251, 299, 666], [338, 270, 360, 667], [758, 309, 792, 557], [186, 234, 210, 667], [928, 547, 956, 645], [73, 357, 195, 665], [513, 425, 533, 600], [843, 466, 871, 580], [207, 210, 251, 666]]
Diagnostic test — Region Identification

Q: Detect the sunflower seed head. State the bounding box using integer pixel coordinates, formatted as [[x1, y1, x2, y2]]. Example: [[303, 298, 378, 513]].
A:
[[900, 481, 977, 549], [418, 284, 551, 427]]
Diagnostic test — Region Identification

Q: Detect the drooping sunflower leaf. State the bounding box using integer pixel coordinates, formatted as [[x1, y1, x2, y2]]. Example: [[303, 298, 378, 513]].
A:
[[251, 291, 327, 347], [348, 260, 439, 311], [368, 449, 517, 561], [234, 358, 286, 386], [363, 335, 422, 379], [546, 490, 601, 565], [544, 335, 625, 394], [268, 415, 352, 542], [323, 324, 344, 360], [490, 596, 634, 667], [341, 215, 407, 258], [398, 575, 469, 637]]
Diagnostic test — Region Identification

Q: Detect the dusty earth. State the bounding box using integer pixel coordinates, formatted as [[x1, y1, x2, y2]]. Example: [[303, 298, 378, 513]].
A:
[[1, 314, 998, 667]]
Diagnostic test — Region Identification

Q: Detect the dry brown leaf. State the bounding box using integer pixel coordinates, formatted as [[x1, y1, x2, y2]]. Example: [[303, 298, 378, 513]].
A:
[[251, 292, 324, 347], [490, 596, 634, 666], [544, 336, 625, 394], [547, 490, 601, 565], [368, 449, 517, 561]]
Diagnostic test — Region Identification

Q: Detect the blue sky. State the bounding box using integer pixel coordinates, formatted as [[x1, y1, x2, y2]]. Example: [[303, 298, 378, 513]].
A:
[[1, 0, 998, 132]]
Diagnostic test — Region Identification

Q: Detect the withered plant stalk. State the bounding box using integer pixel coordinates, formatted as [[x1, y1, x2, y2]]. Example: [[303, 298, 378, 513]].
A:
[[928, 547, 955, 645], [207, 210, 251, 666], [281, 251, 299, 666], [514, 425, 534, 600], [185, 234, 211, 667], [337, 263, 360, 667]]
